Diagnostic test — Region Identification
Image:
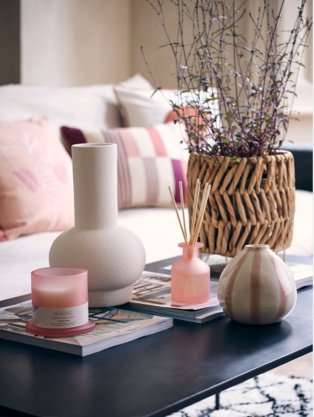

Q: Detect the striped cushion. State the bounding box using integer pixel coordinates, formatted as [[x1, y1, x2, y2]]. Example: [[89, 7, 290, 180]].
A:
[[61, 123, 188, 209]]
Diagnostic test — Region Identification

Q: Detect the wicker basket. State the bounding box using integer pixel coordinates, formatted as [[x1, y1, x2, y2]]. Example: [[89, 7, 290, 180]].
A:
[[187, 151, 295, 257]]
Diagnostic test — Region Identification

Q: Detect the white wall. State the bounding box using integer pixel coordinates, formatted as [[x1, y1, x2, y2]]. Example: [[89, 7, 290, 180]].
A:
[[20, 0, 182, 88], [130, 0, 183, 89], [14, 0, 314, 144], [130, 0, 313, 145], [21, 0, 131, 85]]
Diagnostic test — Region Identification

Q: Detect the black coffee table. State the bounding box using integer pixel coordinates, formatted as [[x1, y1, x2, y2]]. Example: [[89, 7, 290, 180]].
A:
[[0, 256, 312, 417]]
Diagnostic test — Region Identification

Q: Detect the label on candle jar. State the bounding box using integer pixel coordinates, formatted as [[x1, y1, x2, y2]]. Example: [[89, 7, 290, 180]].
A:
[[32, 302, 89, 329]]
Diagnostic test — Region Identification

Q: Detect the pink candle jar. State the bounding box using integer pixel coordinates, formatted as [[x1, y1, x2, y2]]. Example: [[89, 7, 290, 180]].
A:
[[171, 242, 210, 305], [26, 267, 95, 337]]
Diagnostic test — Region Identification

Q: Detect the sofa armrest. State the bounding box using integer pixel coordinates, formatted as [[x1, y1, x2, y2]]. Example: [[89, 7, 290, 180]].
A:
[[282, 144, 313, 191]]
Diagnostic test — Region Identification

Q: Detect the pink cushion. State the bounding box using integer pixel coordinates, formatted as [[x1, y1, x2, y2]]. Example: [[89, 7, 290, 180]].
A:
[[61, 123, 188, 209], [0, 117, 74, 240]]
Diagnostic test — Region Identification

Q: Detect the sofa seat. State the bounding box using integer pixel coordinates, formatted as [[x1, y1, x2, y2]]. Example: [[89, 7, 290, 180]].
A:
[[0, 189, 312, 302]]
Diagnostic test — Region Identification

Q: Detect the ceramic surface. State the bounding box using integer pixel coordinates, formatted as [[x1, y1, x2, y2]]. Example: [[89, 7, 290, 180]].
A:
[[217, 244, 297, 324]]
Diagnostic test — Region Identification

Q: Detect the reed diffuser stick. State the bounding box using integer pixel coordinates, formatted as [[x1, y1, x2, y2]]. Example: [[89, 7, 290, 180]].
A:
[[168, 186, 187, 244], [179, 181, 188, 243], [169, 180, 211, 246], [191, 184, 211, 245], [189, 179, 200, 245]]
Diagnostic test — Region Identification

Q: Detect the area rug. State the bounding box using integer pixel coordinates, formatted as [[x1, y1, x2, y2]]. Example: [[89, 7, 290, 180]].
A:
[[169, 372, 313, 417]]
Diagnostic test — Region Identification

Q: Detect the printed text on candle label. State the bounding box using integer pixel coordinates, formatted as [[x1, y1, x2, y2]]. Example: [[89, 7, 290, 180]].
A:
[[32, 302, 88, 328]]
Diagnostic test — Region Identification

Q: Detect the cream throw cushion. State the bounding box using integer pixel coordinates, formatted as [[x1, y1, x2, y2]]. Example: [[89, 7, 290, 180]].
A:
[[114, 85, 175, 127], [114, 85, 220, 130]]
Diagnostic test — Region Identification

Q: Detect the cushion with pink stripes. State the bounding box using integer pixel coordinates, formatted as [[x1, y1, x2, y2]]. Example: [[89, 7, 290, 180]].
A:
[[61, 123, 189, 209]]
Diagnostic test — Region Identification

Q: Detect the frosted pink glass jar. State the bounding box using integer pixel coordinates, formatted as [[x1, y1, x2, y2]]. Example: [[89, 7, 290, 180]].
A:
[[171, 243, 210, 305], [26, 267, 95, 337]]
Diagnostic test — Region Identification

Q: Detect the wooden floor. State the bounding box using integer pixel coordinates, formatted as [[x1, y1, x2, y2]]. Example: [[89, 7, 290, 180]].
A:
[[272, 352, 313, 379]]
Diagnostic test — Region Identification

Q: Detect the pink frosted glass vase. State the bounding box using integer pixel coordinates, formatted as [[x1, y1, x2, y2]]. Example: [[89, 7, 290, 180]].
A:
[[171, 243, 210, 305]]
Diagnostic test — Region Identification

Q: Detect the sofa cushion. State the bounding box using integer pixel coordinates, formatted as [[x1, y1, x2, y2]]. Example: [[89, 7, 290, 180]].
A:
[[61, 122, 188, 209], [114, 85, 176, 127], [0, 117, 74, 240], [114, 85, 219, 129], [0, 84, 121, 137], [0, 76, 152, 136]]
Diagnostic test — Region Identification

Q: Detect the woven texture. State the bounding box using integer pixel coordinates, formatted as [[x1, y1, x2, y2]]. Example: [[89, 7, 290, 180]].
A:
[[187, 152, 295, 257]]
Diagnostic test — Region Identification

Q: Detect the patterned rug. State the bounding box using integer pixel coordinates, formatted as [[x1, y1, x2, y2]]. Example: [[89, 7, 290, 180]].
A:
[[169, 372, 313, 417]]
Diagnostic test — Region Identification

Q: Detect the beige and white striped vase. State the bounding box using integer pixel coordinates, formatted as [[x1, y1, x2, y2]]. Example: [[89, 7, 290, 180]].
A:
[[217, 244, 297, 325]]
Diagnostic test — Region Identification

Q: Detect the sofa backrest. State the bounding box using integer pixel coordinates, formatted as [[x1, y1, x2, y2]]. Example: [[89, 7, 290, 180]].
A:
[[0, 84, 122, 137]]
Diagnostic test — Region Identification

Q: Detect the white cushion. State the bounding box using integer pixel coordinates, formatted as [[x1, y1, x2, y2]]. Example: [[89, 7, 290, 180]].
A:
[[114, 85, 220, 130], [117, 74, 153, 89], [114, 85, 174, 127], [0, 84, 121, 137]]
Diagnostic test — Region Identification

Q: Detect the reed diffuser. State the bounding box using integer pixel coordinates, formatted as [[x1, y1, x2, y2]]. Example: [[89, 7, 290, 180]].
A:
[[169, 180, 211, 306]]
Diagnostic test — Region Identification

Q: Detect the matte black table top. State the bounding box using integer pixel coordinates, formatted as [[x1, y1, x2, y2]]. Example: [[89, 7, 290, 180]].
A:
[[0, 256, 312, 417]]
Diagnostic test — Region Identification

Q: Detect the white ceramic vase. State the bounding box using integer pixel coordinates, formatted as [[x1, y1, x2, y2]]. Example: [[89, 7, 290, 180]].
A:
[[217, 244, 297, 325], [49, 144, 146, 307]]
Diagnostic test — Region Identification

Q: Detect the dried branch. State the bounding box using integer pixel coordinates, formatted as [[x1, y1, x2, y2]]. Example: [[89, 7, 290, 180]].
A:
[[147, 0, 312, 157]]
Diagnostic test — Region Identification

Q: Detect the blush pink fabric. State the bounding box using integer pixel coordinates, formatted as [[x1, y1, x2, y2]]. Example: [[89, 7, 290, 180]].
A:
[[61, 123, 189, 209], [0, 117, 74, 240]]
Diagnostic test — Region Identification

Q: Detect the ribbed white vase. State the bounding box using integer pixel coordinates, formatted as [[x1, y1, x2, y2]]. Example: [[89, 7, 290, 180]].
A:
[[49, 144, 146, 307], [217, 244, 297, 325]]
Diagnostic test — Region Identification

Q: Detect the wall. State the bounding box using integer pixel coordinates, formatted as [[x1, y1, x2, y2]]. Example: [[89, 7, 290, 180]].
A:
[[21, 0, 131, 85], [0, 0, 312, 144], [130, 0, 183, 89], [131, 0, 313, 145]]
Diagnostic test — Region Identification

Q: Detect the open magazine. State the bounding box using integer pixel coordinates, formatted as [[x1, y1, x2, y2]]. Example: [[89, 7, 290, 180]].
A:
[[123, 260, 313, 324], [161, 258, 313, 290], [0, 301, 173, 357], [288, 263, 313, 289], [123, 271, 224, 324]]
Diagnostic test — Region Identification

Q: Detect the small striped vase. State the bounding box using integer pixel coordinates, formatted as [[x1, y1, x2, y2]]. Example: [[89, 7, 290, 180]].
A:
[[217, 244, 297, 325]]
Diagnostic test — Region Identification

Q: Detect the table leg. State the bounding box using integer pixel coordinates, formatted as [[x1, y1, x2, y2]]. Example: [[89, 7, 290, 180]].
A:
[[215, 392, 220, 410]]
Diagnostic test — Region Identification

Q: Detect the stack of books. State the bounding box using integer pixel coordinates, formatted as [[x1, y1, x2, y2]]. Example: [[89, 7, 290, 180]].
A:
[[122, 271, 224, 323], [0, 302, 173, 357], [0, 258, 311, 357]]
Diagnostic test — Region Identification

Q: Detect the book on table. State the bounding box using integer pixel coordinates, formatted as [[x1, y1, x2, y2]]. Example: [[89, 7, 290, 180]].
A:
[[0, 259, 310, 354], [160, 257, 313, 290], [122, 261, 313, 324], [288, 262, 313, 289], [0, 301, 173, 357], [122, 271, 224, 324]]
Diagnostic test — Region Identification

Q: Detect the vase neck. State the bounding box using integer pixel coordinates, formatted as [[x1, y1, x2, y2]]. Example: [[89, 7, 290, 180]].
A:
[[245, 244, 269, 251], [72, 144, 118, 229], [179, 243, 202, 260]]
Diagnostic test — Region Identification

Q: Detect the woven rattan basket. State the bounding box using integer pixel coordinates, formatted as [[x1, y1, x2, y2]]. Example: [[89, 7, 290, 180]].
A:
[[187, 151, 295, 257]]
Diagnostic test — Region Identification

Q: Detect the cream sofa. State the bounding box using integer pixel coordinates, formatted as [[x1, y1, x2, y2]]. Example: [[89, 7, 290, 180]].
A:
[[0, 77, 312, 301]]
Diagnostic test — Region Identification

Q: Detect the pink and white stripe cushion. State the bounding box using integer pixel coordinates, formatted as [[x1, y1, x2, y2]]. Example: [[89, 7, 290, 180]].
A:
[[61, 123, 189, 209]]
